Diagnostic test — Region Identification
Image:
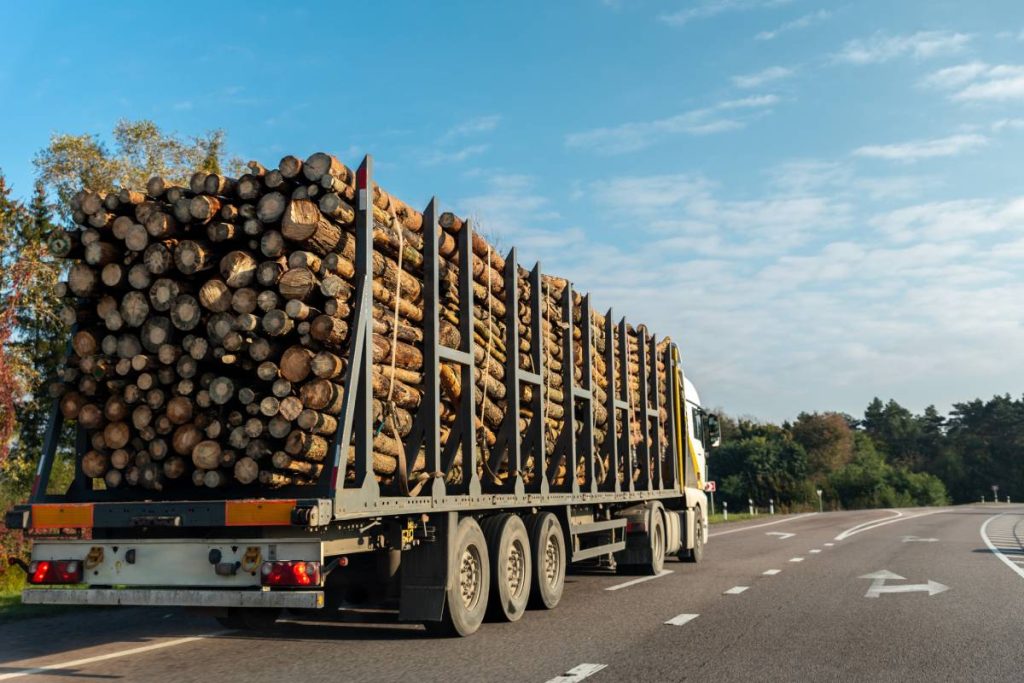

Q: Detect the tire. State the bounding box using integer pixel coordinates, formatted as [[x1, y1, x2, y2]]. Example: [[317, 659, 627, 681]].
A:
[[424, 516, 490, 637], [482, 514, 532, 622], [525, 512, 566, 610], [681, 507, 705, 563], [215, 607, 280, 630], [645, 511, 666, 575]]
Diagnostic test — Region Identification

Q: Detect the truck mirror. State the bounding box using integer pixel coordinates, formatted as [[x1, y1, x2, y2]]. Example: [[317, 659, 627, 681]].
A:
[[707, 413, 722, 448]]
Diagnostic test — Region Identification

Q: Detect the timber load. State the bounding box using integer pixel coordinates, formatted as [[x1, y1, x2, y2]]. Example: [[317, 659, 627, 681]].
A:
[[48, 152, 673, 497]]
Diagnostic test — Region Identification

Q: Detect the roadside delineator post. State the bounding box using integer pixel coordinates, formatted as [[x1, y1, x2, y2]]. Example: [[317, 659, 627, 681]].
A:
[[723, 501, 728, 521], [769, 498, 774, 516]]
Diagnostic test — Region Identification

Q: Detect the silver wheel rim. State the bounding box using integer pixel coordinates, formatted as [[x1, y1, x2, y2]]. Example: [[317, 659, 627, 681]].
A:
[[459, 545, 483, 610], [507, 539, 526, 598], [543, 530, 561, 589], [655, 524, 664, 565]]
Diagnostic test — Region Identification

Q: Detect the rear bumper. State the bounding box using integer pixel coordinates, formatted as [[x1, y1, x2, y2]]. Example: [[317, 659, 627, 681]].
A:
[[21, 588, 324, 609]]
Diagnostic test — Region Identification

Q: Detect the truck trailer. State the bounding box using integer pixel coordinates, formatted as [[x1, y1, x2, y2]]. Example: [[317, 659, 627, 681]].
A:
[[6, 154, 720, 636]]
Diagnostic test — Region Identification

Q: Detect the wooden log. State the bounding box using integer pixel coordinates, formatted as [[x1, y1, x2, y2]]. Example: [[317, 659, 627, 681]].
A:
[[82, 450, 109, 478], [310, 315, 347, 346], [189, 195, 221, 223], [279, 155, 303, 179], [204, 174, 236, 197], [172, 423, 203, 455], [120, 291, 150, 328], [220, 250, 257, 287], [281, 200, 343, 254], [279, 345, 314, 383], [170, 294, 202, 331], [127, 264, 152, 290], [299, 379, 344, 413], [103, 422, 131, 450], [234, 456, 260, 484], [303, 152, 349, 183], [143, 240, 177, 275], [192, 439, 222, 470], [257, 191, 287, 223], [204, 220, 235, 243], [162, 456, 187, 480], [175, 240, 214, 274], [83, 240, 119, 267], [278, 267, 318, 301], [145, 211, 177, 239], [318, 192, 355, 223], [68, 263, 98, 297], [256, 259, 285, 287], [198, 278, 232, 312], [261, 309, 294, 337], [209, 376, 234, 405]]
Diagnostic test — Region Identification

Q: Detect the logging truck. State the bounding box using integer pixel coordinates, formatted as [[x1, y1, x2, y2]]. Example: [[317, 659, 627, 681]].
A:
[[6, 153, 720, 636]]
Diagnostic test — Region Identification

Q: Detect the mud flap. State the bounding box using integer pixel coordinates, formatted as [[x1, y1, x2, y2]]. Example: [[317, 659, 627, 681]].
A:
[[399, 511, 456, 622]]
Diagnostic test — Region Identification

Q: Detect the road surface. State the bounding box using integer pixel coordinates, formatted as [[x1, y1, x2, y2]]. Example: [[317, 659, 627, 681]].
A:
[[2, 504, 1022, 682]]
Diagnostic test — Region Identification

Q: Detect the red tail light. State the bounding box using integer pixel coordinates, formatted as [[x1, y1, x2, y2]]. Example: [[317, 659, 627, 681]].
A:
[[27, 560, 83, 585], [260, 561, 321, 587]]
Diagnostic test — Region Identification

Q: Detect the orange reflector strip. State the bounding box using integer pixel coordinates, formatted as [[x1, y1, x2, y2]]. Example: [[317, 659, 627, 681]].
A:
[[31, 504, 94, 529], [225, 500, 296, 526]]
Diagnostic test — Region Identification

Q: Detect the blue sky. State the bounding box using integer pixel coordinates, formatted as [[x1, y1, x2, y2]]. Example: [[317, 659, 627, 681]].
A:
[[2, 0, 1024, 421]]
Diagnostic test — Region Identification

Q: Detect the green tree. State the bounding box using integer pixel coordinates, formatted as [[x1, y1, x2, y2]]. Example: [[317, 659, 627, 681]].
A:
[[34, 119, 241, 220], [791, 411, 854, 478]]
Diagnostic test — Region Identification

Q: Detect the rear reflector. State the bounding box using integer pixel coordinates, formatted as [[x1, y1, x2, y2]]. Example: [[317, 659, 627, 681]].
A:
[[225, 500, 296, 526], [31, 504, 94, 529], [261, 561, 321, 587], [27, 560, 83, 585]]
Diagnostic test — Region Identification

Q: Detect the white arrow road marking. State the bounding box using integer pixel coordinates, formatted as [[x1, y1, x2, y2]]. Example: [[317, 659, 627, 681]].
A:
[[763, 569, 781, 575], [665, 613, 700, 626], [605, 569, 673, 591], [859, 570, 949, 598], [709, 513, 816, 538], [546, 663, 608, 683], [902, 535, 939, 542], [765, 531, 795, 539], [724, 586, 749, 594]]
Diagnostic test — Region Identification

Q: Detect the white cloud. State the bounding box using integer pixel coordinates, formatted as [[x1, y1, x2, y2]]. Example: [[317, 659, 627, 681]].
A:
[[659, 0, 792, 27], [921, 62, 1024, 102], [852, 133, 988, 162], [421, 144, 490, 166], [755, 9, 830, 40], [920, 62, 990, 89], [870, 198, 1024, 243], [440, 115, 501, 142], [565, 95, 779, 153], [732, 66, 794, 89], [834, 30, 971, 65]]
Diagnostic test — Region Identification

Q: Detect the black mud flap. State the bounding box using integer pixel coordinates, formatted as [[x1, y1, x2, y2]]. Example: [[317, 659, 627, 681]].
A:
[[399, 511, 456, 622]]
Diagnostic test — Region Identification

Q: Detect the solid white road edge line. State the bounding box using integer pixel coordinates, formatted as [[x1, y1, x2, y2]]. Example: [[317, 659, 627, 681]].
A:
[[605, 569, 673, 591], [980, 513, 1024, 581], [709, 513, 817, 538], [724, 586, 749, 594], [763, 569, 781, 575], [665, 613, 700, 626], [0, 633, 225, 681], [545, 663, 608, 683]]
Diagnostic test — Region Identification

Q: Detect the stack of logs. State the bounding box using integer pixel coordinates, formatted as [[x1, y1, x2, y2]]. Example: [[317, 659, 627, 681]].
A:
[[50, 151, 671, 494]]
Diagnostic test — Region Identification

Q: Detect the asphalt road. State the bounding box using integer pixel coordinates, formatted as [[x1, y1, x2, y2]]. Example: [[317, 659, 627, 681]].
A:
[[2, 504, 1023, 682]]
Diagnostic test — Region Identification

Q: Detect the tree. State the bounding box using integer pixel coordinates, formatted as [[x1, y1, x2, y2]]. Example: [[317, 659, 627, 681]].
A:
[[714, 420, 812, 511], [34, 119, 242, 220], [791, 412, 854, 478], [862, 398, 922, 469]]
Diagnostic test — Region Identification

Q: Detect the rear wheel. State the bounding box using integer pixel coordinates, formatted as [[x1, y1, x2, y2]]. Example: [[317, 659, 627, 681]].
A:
[[424, 516, 490, 637], [646, 511, 666, 575], [525, 512, 565, 610], [681, 507, 705, 563], [482, 514, 532, 622]]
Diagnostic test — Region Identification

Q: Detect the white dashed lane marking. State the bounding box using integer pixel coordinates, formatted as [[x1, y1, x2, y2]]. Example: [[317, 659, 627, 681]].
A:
[[665, 613, 700, 626], [724, 586, 749, 595]]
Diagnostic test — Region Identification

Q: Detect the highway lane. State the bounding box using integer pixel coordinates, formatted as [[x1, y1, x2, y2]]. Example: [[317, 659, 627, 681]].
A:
[[2, 505, 1022, 682]]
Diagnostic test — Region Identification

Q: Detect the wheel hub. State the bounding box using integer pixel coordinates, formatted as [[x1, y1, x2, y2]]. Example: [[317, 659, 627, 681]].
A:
[[544, 534, 560, 587], [507, 540, 526, 596], [459, 546, 482, 609]]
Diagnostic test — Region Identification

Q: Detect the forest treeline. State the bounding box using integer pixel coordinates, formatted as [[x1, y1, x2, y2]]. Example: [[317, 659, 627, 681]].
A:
[[713, 396, 1023, 511]]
